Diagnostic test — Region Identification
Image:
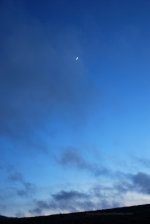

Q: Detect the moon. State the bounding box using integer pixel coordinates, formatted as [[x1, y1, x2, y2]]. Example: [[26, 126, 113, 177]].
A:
[[75, 56, 79, 61]]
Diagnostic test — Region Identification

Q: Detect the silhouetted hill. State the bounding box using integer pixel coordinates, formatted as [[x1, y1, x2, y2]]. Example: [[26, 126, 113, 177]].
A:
[[1, 204, 150, 224], [0, 216, 9, 220]]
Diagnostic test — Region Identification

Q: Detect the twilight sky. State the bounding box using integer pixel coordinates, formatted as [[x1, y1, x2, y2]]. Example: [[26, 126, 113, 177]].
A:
[[1, 0, 150, 217]]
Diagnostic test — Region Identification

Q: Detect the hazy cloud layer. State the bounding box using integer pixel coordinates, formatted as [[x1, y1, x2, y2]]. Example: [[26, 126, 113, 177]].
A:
[[0, 0, 97, 152]]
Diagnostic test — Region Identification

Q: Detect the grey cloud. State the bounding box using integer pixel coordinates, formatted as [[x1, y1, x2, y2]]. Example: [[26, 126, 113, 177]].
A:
[[52, 190, 89, 201], [58, 147, 109, 176], [30, 207, 44, 216], [27, 171, 150, 215], [17, 182, 35, 197], [115, 181, 133, 194], [30, 199, 76, 215], [9, 172, 36, 197], [30, 186, 123, 215], [132, 172, 150, 194], [0, 168, 36, 214], [114, 172, 134, 193], [30, 200, 52, 215], [115, 171, 150, 195]]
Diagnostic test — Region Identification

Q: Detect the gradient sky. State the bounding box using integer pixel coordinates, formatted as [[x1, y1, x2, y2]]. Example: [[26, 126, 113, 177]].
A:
[[1, 0, 150, 217]]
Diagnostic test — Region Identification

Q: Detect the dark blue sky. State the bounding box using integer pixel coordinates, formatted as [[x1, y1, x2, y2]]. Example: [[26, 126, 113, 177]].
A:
[[1, 0, 150, 217]]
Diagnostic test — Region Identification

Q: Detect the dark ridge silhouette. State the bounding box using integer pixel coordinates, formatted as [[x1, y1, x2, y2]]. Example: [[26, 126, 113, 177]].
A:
[[0, 216, 9, 220], [1, 204, 150, 224]]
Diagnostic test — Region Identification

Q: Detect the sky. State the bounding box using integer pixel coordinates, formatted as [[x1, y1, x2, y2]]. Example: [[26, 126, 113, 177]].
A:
[[0, 0, 150, 217]]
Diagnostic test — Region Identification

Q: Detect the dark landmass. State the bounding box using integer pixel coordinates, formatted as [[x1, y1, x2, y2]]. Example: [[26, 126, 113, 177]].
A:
[[1, 204, 150, 224], [0, 216, 8, 220]]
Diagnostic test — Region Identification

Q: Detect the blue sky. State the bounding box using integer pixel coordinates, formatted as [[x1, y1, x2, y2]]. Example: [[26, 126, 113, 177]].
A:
[[1, 0, 150, 217]]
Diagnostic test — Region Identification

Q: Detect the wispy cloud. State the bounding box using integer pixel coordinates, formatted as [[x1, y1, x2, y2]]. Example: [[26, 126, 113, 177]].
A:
[[58, 147, 109, 177], [136, 157, 150, 168], [8, 172, 36, 197]]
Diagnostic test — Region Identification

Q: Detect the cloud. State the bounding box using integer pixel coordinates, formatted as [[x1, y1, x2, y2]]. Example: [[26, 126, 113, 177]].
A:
[[8, 172, 36, 197], [30, 169, 150, 216], [0, 170, 36, 216], [30, 201, 51, 215], [30, 186, 123, 215], [115, 171, 150, 195], [17, 182, 35, 197], [49, 190, 90, 212], [58, 147, 109, 177], [52, 190, 89, 201], [131, 172, 150, 194], [115, 181, 132, 194]]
